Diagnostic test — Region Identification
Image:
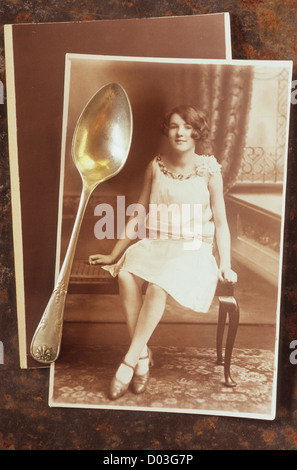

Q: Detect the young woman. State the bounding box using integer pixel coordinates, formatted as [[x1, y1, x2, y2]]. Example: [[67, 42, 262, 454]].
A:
[[89, 105, 237, 400]]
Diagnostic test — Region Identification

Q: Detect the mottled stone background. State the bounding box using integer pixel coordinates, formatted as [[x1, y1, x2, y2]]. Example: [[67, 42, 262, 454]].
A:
[[1, 0, 297, 451]]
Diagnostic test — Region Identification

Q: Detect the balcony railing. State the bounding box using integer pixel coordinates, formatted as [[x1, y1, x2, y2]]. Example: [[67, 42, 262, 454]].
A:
[[237, 146, 284, 184]]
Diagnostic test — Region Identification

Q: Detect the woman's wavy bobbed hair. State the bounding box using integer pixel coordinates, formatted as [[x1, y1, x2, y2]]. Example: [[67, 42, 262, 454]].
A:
[[160, 105, 209, 141]]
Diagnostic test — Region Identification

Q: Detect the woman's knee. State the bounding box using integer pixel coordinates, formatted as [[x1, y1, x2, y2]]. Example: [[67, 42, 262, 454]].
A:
[[118, 271, 144, 290], [146, 283, 167, 301], [118, 270, 132, 284]]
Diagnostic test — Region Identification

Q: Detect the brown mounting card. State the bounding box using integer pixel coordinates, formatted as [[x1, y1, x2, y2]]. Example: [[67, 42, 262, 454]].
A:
[[4, 13, 232, 369]]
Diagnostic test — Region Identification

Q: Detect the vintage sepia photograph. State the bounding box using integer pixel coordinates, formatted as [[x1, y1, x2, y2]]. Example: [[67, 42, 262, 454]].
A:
[[48, 54, 292, 419]]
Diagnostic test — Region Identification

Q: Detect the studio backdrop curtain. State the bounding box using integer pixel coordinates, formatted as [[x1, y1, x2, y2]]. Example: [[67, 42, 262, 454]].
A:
[[177, 64, 254, 193]]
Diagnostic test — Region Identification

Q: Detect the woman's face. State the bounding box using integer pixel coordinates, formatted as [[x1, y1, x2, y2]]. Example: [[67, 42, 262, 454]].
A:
[[167, 113, 196, 154]]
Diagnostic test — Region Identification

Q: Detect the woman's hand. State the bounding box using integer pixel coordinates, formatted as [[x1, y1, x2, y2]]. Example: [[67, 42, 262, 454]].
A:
[[89, 254, 115, 265], [218, 266, 237, 284]]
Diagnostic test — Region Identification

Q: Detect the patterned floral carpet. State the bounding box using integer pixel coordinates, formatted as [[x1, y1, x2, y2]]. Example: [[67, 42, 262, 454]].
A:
[[50, 345, 276, 419]]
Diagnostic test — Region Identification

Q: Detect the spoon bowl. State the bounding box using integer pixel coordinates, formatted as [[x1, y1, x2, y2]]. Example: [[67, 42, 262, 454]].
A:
[[30, 83, 133, 364], [73, 83, 132, 188]]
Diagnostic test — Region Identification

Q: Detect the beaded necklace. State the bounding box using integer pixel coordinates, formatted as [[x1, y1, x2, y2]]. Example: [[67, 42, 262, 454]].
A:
[[156, 155, 202, 180]]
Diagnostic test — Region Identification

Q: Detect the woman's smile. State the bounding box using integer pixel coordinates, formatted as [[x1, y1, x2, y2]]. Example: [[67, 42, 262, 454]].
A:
[[168, 113, 196, 153]]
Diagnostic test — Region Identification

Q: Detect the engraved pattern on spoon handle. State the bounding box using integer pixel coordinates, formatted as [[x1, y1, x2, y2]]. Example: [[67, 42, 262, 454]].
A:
[[30, 186, 92, 364], [29, 279, 68, 363]]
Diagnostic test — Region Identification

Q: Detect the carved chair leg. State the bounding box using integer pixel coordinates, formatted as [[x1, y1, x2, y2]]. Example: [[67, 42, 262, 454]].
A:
[[216, 301, 227, 366], [216, 296, 240, 387]]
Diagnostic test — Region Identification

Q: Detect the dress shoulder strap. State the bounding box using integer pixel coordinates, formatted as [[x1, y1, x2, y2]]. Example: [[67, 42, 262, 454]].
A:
[[195, 154, 222, 176], [207, 155, 222, 175]]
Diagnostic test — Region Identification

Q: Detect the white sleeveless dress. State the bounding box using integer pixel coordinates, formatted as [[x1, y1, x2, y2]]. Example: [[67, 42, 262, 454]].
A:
[[102, 154, 221, 313]]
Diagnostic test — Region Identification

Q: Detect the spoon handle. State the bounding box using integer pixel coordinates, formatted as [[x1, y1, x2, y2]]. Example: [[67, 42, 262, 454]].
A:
[[30, 186, 92, 364]]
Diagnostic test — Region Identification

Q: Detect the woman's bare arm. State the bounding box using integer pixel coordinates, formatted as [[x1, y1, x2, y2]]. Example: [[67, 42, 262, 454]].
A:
[[89, 161, 153, 265], [209, 171, 237, 283]]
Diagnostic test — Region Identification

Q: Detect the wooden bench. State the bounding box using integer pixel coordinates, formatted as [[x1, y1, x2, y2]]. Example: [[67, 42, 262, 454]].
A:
[[69, 259, 240, 387]]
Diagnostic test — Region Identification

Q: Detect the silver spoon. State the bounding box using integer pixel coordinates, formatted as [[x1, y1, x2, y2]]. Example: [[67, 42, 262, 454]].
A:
[[30, 83, 133, 364]]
